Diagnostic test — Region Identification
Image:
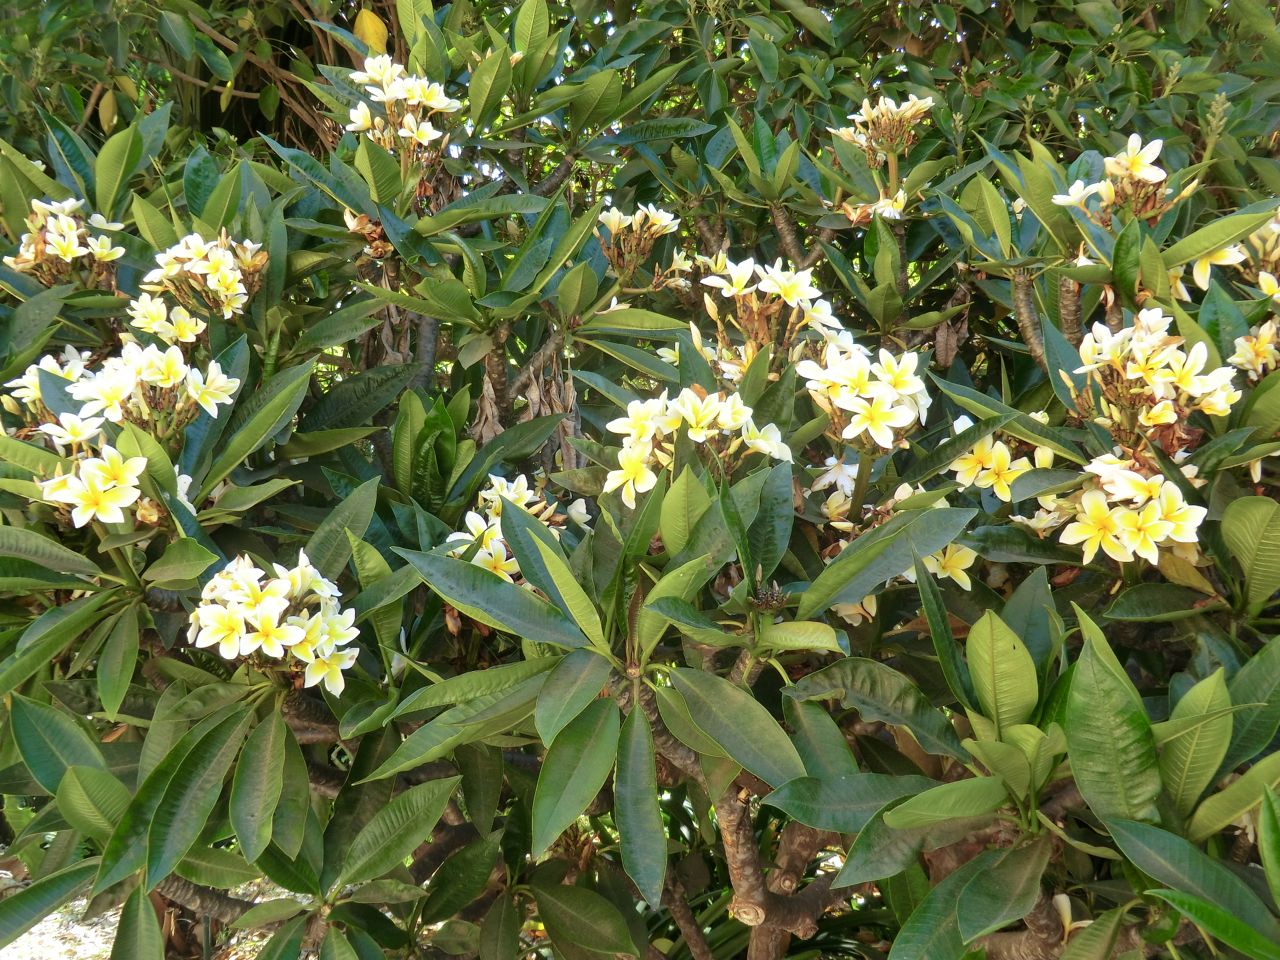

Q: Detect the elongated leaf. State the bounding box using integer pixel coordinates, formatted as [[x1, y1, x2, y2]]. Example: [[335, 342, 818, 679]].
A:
[[338, 777, 460, 886], [56, 766, 129, 841], [11, 695, 105, 793], [1262, 787, 1280, 910], [884, 777, 1009, 828], [0, 858, 98, 948], [636, 554, 717, 658], [531, 882, 638, 958], [670, 668, 806, 787], [786, 658, 967, 759], [1106, 819, 1280, 935], [146, 707, 253, 888], [967, 611, 1038, 736], [1148, 889, 1280, 960], [1065, 608, 1161, 822], [1059, 907, 1129, 960], [0, 591, 116, 696], [765, 773, 936, 832], [111, 884, 164, 960], [1161, 669, 1232, 817], [0, 525, 100, 577], [1188, 750, 1280, 843], [885, 850, 1000, 960], [1225, 635, 1280, 771], [231, 713, 287, 862], [533, 649, 613, 745], [1162, 206, 1280, 267], [531, 698, 619, 856], [306, 476, 380, 579], [956, 838, 1052, 941], [616, 709, 665, 907], [396, 549, 589, 648], [798, 508, 976, 619]]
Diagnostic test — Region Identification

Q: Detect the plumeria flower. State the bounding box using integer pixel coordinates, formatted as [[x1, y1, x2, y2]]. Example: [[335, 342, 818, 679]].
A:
[[976, 442, 1031, 501], [38, 412, 104, 449], [47, 229, 89, 261], [870, 350, 924, 398], [812, 456, 859, 495], [871, 190, 907, 219], [923, 544, 978, 590], [741, 421, 793, 462], [80, 445, 147, 490], [606, 395, 669, 444], [951, 435, 996, 488], [346, 102, 374, 132], [701, 258, 758, 298], [755, 260, 821, 306], [1114, 503, 1173, 564], [87, 235, 125, 261], [634, 203, 680, 236], [1103, 133, 1166, 183], [598, 207, 633, 235], [186, 362, 241, 416], [803, 299, 842, 331], [167, 306, 206, 343], [1060, 489, 1132, 564], [88, 213, 124, 231], [1259, 271, 1280, 303], [1192, 245, 1246, 290], [192, 604, 248, 659], [301, 641, 360, 695], [716, 393, 752, 431], [1155, 483, 1207, 542], [474, 542, 520, 582], [242, 608, 306, 658], [602, 443, 658, 509], [841, 391, 915, 448], [62, 475, 141, 527], [668, 388, 723, 443], [398, 113, 442, 146], [1051, 180, 1104, 207]]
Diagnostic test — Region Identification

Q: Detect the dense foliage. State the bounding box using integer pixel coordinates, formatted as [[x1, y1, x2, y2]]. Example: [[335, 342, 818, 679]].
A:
[[2, 1, 1280, 958]]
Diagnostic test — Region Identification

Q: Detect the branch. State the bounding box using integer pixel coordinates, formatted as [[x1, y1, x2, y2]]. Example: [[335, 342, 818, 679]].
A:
[[282, 690, 340, 744], [663, 876, 715, 960], [510, 328, 565, 397], [1012, 271, 1047, 371], [1057, 273, 1082, 347], [769, 203, 807, 265], [156, 875, 254, 925]]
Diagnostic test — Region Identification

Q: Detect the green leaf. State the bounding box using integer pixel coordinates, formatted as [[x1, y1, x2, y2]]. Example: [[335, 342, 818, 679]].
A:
[[1222, 495, 1280, 613], [1225, 635, 1280, 770], [145, 706, 253, 888], [1059, 907, 1129, 960], [293, 297, 386, 354], [396, 549, 590, 648], [1065, 608, 1161, 822], [786, 658, 967, 760], [231, 713, 287, 862], [1148, 889, 1280, 960], [914, 557, 974, 709], [533, 649, 613, 745], [1161, 669, 1232, 817], [0, 591, 116, 696], [98, 605, 139, 718], [636, 554, 717, 659], [200, 361, 312, 499], [956, 838, 1052, 941], [670, 668, 806, 787], [143, 537, 219, 585], [11, 694, 105, 793], [0, 858, 98, 948], [531, 882, 638, 958], [419, 832, 504, 923], [1105, 819, 1280, 935], [56, 766, 130, 841], [661, 467, 711, 556], [338, 777, 460, 886], [1261, 787, 1280, 910], [531, 698, 619, 856], [798, 508, 976, 619], [1162, 206, 1280, 267], [967, 611, 1038, 736], [0, 525, 101, 577], [306, 476, 380, 579], [883, 777, 1008, 829], [764, 773, 936, 832], [478, 894, 521, 960], [94, 124, 142, 217], [1187, 750, 1280, 843], [883, 850, 1000, 960], [110, 885, 164, 960], [470, 48, 513, 129], [616, 709, 665, 907]]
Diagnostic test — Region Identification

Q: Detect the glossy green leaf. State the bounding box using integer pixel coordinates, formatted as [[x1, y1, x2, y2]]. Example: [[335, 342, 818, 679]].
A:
[[531, 698, 619, 856], [615, 709, 665, 907], [231, 713, 287, 862], [338, 776, 460, 886]]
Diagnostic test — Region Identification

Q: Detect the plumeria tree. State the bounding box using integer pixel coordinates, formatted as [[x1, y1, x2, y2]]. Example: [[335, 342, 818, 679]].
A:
[[2, 2, 1280, 960]]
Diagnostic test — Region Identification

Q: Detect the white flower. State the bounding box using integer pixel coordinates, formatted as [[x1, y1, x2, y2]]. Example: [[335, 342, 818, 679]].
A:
[[186, 362, 241, 417], [598, 207, 633, 235], [1051, 180, 1104, 207], [701, 258, 758, 298], [1104, 133, 1166, 183], [346, 101, 374, 132]]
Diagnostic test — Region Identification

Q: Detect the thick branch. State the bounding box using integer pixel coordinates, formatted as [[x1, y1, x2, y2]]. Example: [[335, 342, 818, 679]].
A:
[[1057, 273, 1082, 346], [664, 876, 715, 960], [1012, 271, 1047, 371], [156, 875, 254, 925], [510, 329, 565, 397]]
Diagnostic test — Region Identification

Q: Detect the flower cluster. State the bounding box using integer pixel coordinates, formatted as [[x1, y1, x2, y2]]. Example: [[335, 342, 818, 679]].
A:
[[1054, 456, 1207, 565], [1070, 307, 1241, 448], [2, 197, 124, 286], [798, 340, 930, 449], [343, 54, 461, 155], [446, 474, 583, 582], [603, 387, 791, 509], [189, 552, 360, 695], [136, 232, 264, 320], [1051, 135, 1196, 227], [597, 204, 682, 280], [827, 94, 934, 163], [39, 444, 146, 528]]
